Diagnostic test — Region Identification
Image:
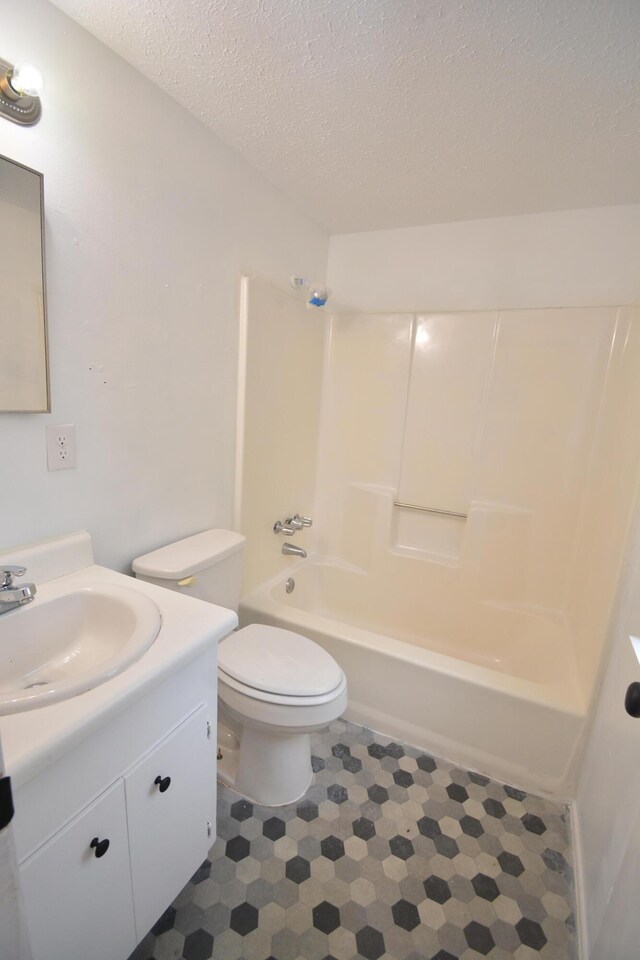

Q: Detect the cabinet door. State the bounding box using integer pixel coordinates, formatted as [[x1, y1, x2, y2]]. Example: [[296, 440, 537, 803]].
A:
[[20, 779, 135, 960], [126, 706, 211, 940]]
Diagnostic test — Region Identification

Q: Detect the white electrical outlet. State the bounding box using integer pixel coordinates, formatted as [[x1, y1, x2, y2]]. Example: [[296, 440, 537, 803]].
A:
[[46, 424, 77, 471]]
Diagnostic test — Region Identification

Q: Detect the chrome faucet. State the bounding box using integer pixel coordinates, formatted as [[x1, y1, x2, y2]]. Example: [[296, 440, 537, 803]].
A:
[[282, 543, 307, 559], [293, 515, 312, 528], [274, 520, 296, 536], [274, 515, 313, 536], [0, 566, 37, 614]]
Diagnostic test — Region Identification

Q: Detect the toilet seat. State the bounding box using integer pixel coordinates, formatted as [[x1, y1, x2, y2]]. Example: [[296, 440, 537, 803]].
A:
[[218, 668, 347, 707], [218, 624, 344, 700]]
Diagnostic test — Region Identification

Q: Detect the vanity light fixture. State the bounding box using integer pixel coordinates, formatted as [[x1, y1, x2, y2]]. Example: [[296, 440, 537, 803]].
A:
[[0, 58, 44, 125]]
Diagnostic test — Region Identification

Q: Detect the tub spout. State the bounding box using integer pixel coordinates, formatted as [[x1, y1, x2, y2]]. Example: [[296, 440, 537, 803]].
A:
[[282, 543, 307, 559]]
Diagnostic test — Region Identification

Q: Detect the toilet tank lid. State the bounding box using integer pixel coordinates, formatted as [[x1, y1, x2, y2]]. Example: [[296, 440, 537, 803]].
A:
[[132, 529, 246, 579]]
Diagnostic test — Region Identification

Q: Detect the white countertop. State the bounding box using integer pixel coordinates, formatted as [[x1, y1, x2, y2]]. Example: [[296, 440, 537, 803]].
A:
[[0, 564, 236, 788]]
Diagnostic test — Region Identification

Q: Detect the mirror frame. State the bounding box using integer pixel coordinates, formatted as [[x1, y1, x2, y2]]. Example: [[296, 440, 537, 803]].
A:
[[0, 153, 50, 413]]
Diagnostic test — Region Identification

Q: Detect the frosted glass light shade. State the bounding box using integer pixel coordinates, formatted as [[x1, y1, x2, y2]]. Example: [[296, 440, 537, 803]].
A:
[[10, 63, 44, 98]]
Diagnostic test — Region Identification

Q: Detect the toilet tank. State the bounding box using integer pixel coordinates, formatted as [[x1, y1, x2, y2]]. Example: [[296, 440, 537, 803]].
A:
[[132, 529, 246, 611]]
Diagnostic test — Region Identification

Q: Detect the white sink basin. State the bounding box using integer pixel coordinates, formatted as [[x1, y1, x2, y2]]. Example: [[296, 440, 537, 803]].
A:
[[0, 581, 162, 714]]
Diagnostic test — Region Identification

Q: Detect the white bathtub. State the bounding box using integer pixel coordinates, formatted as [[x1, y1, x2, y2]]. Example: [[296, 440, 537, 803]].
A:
[[240, 560, 586, 796]]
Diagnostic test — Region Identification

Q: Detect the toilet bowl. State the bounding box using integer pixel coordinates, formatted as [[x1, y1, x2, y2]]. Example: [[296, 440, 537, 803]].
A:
[[132, 529, 347, 806], [216, 623, 347, 804]]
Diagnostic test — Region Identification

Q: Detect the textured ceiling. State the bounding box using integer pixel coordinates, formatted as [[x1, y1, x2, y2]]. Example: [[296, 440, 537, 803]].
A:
[[50, 0, 640, 233]]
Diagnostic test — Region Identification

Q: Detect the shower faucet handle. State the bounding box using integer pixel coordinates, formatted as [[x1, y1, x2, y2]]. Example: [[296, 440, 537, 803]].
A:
[[1, 566, 27, 589], [294, 515, 313, 528], [274, 520, 296, 536], [287, 517, 304, 530]]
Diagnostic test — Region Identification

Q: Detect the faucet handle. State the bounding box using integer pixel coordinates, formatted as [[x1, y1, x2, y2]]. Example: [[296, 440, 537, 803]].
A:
[[286, 517, 304, 530], [294, 515, 313, 528], [1, 565, 27, 588], [273, 521, 296, 536]]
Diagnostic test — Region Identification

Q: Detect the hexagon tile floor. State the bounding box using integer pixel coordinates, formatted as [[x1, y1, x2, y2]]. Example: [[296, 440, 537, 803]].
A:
[[129, 720, 576, 960]]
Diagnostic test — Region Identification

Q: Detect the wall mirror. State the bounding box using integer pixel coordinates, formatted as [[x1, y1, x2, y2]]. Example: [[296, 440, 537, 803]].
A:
[[0, 154, 49, 412]]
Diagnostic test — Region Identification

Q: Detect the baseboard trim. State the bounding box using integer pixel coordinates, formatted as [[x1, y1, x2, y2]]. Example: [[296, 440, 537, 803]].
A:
[[570, 799, 588, 960]]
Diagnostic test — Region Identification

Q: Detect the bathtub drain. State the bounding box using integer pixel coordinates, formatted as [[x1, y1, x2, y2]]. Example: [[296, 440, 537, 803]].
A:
[[286, 577, 295, 594]]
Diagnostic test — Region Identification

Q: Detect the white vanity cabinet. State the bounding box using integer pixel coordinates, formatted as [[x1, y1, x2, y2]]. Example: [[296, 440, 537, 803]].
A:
[[126, 705, 211, 939], [13, 653, 217, 960], [20, 780, 136, 960]]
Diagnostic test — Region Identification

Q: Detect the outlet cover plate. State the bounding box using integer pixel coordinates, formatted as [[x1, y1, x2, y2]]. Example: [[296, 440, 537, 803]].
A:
[[46, 424, 77, 471]]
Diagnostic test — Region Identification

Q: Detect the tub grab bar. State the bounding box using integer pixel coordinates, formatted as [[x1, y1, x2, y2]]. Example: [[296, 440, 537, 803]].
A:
[[393, 500, 468, 520]]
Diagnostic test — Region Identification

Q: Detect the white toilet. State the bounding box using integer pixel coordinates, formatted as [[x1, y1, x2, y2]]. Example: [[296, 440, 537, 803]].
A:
[[132, 529, 347, 805]]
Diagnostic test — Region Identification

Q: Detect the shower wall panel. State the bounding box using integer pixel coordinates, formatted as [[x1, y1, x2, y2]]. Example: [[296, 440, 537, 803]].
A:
[[314, 306, 638, 703], [398, 313, 496, 516], [238, 277, 326, 593]]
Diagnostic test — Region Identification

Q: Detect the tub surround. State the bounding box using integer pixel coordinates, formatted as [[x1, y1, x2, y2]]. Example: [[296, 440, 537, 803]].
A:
[[0, 532, 236, 960], [238, 285, 640, 796], [314, 305, 640, 707], [236, 276, 326, 595]]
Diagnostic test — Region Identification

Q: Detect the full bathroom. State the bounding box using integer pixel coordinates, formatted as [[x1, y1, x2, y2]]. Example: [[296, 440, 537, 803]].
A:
[[0, 2, 639, 959]]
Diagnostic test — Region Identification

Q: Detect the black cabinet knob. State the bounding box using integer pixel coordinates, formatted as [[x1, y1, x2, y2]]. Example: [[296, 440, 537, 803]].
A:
[[625, 682, 640, 717], [90, 837, 110, 858], [154, 775, 171, 793]]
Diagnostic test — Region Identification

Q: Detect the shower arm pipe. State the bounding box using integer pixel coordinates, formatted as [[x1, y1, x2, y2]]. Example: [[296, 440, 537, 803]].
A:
[[393, 500, 468, 520]]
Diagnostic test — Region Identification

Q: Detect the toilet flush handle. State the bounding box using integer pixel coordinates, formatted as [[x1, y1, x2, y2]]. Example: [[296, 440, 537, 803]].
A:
[[177, 576, 196, 587]]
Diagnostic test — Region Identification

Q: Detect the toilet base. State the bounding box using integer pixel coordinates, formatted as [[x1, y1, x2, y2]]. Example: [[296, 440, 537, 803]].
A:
[[216, 673, 348, 807], [217, 718, 312, 806], [216, 721, 240, 792]]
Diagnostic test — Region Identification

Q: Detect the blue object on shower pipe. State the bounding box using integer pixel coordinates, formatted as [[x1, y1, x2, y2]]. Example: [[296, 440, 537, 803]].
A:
[[290, 275, 329, 308], [308, 294, 328, 307]]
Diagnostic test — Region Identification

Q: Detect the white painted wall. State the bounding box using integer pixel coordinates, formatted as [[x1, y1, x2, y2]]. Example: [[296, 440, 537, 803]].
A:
[[0, 0, 328, 571], [327, 206, 640, 313], [574, 476, 640, 958]]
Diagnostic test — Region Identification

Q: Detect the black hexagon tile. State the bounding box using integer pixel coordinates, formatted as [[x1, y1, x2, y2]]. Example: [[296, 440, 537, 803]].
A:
[[229, 901, 258, 935], [321, 835, 346, 862], [128, 718, 575, 960], [262, 816, 286, 841], [313, 900, 341, 934], [229, 798, 253, 822], [285, 855, 311, 883], [224, 835, 250, 862], [353, 816, 376, 841], [297, 800, 319, 822], [424, 875, 451, 905]]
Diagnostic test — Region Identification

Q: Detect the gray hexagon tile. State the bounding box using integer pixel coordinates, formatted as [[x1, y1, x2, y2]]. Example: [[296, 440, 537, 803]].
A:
[[128, 719, 575, 959]]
